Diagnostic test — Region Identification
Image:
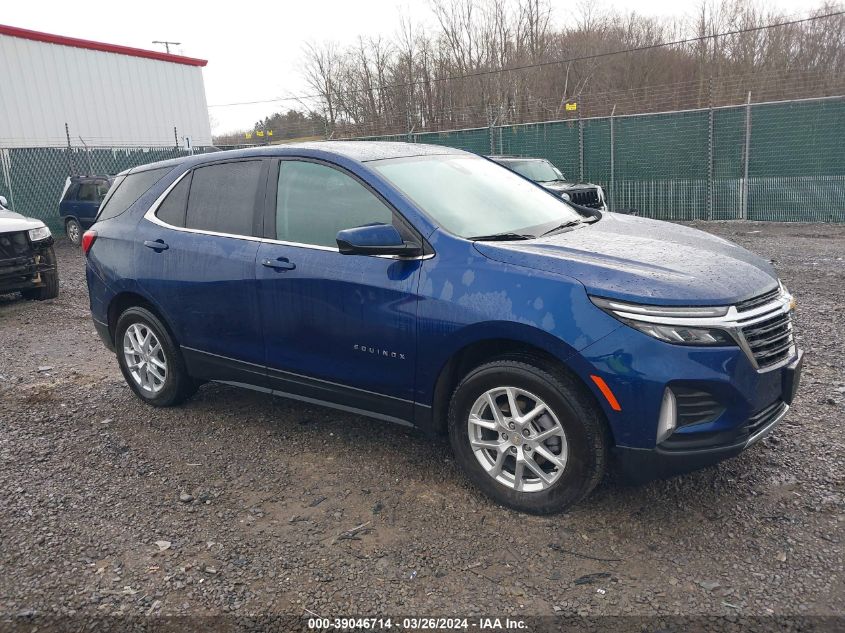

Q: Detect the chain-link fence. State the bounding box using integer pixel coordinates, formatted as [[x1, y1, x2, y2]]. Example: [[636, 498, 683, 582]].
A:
[[0, 146, 222, 232], [358, 95, 845, 222], [2, 95, 842, 233]]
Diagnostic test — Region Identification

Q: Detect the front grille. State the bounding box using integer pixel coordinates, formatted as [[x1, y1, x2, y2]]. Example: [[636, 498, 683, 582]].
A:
[[740, 311, 794, 369], [0, 231, 30, 260], [566, 189, 603, 209], [674, 387, 725, 427]]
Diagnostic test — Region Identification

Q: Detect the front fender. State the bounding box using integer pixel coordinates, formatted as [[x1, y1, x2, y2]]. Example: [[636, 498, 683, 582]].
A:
[[415, 231, 621, 404]]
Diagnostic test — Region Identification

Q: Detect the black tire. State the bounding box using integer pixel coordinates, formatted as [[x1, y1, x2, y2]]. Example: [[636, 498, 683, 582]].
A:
[[65, 218, 82, 246], [21, 247, 59, 300], [448, 357, 607, 515], [114, 306, 199, 407]]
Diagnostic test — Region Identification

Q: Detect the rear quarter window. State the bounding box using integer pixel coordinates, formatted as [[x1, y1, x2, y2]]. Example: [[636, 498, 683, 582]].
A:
[[97, 167, 170, 222]]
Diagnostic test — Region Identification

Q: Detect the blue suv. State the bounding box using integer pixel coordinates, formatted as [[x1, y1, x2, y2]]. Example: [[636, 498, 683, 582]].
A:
[[83, 142, 803, 514], [59, 176, 113, 245]]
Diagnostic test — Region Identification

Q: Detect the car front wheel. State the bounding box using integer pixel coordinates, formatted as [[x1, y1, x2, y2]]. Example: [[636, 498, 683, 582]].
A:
[[448, 358, 607, 514], [115, 306, 198, 407]]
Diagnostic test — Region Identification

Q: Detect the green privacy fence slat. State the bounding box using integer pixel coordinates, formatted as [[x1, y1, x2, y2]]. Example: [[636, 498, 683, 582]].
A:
[[3, 98, 843, 233], [354, 96, 845, 222], [0, 146, 215, 232], [413, 128, 491, 155], [498, 121, 581, 182]]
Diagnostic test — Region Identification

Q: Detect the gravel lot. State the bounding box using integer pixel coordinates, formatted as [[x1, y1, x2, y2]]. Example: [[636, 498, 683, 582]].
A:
[[0, 221, 843, 624]]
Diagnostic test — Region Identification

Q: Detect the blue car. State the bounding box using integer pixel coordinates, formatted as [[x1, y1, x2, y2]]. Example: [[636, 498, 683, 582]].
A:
[[83, 142, 803, 514]]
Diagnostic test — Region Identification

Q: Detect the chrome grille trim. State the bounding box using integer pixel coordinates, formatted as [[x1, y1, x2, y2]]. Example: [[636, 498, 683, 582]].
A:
[[591, 285, 797, 373]]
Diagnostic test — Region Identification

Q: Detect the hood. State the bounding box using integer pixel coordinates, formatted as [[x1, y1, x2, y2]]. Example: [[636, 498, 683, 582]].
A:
[[474, 213, 778, 306], [0, 209, 46, 233]]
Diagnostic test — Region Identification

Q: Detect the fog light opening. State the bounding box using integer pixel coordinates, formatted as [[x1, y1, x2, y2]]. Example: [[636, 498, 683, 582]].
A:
[[656, 388, 677, 444]]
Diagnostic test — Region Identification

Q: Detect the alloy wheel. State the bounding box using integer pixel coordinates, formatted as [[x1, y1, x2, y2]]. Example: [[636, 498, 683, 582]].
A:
[[467, 386, 568, 492], [67, 221, 80, 244], [123, 323, 167, 394]]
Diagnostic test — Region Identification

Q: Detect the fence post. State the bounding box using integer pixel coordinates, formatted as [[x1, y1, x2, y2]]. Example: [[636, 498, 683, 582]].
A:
[[64, 122, 74, 177], [487, 105, 496, 155], [740, 91, 752, 220], [578, 116, 584, 182], [609, 104, 616, 210], [707, 79, 714, 221]]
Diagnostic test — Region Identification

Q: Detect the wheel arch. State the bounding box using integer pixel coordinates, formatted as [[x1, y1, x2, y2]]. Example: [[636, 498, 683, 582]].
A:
[[423, 326, 610, 440], [107, 291, 179, 348]]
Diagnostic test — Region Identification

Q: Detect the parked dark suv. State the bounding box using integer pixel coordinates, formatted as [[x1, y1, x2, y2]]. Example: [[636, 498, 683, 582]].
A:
[[83, 142, 802, 514], [59, 176, 113, 245], [489, 156, 607, 210]]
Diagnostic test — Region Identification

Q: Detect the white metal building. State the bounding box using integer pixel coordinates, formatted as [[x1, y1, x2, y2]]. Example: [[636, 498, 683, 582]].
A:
[[0, 24, 212, 148]]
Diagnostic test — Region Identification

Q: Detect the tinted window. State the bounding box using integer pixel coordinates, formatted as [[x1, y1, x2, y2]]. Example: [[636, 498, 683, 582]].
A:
[[63, 183, 80, 202], [97, 167, 170, 221], [276, 161, 393, 248], [78, 183, 100, 202], [155, 173, 192, 227], [186, 161, 262, 236]]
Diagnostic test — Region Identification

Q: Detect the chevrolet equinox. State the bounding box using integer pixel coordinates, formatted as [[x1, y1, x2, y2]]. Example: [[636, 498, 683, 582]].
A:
[[84, 142, 803, 514]]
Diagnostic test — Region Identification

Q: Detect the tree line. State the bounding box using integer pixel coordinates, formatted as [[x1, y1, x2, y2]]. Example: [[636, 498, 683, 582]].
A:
[[214, 0, 844, 143]]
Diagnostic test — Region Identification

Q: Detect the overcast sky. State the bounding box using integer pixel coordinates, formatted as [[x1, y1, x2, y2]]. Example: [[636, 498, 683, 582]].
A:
[[3, 0, 827, 135]]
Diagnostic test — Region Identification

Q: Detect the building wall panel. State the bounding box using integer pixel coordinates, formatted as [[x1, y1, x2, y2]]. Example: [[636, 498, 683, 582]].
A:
[[0, 33, 211, 147]]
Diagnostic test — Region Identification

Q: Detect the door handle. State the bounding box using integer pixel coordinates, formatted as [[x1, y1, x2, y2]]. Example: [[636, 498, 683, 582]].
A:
[[143, 239, 169, 252], [262, 257, 296, 271]]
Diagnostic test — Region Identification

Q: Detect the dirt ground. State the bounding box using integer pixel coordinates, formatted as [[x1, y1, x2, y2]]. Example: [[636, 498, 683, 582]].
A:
[[0, 221, 843, 624]]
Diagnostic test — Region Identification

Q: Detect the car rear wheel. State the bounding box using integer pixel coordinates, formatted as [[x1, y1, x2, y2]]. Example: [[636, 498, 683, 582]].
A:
[[115, 306, 198, 407], [65, 218, 82, 246], [448, 358, 607, 514]]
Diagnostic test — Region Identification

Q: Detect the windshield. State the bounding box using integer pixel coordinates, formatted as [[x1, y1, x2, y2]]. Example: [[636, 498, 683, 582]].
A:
[[502, 159, 562, 182], [370, 155, 580, 238]]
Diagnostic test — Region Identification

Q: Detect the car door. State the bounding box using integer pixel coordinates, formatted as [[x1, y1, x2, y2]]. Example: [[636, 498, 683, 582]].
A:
[[137, 159, 268, 386], [256, 158, 423, 423], [77, 182, 104, 225]]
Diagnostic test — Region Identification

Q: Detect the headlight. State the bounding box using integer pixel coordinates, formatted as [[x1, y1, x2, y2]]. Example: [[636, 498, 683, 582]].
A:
[[28, 226, 51, 242], [590, 296, 736, 346], [560, 192, 571, 201]]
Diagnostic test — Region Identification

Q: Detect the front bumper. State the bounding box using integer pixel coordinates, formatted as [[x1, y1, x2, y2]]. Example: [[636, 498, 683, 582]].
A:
[[613, 396, 791, 481], [0, 247, 55, 293], [570, 315, 803, 480]]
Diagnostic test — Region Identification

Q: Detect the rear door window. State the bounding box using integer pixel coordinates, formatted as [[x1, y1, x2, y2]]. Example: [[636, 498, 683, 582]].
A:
[[185, 161, 263, 236], [97, 167, 170, 221], [78, 183, 100, 202]]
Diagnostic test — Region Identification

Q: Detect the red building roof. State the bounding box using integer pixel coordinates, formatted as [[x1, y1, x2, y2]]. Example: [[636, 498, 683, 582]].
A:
[[0, 23, 207, 67]]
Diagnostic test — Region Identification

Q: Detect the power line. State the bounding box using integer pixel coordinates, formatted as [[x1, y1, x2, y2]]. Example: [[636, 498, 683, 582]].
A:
[[208, 10, 844, 108]]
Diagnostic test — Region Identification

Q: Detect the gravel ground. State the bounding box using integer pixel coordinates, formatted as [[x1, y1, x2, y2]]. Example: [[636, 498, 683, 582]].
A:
[[0, 221, 843, 624]]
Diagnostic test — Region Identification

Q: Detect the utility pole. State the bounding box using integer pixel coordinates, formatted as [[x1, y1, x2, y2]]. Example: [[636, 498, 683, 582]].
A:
[[152, 41, 181, 54]]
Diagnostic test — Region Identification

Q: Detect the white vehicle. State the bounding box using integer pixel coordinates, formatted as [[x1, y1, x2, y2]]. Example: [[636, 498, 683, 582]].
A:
[[0, 195, 59, 300]]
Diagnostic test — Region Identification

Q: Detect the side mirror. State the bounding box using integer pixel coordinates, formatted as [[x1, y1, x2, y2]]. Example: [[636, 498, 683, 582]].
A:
[[336, 224, 422, 257], [0, 195, 7, 208]]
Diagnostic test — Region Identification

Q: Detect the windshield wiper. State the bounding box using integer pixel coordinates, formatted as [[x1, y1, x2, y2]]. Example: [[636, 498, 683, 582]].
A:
[[541, 219, 582, 236], [470, 232, 535, 241]]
